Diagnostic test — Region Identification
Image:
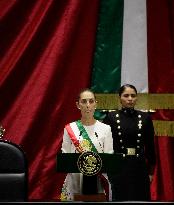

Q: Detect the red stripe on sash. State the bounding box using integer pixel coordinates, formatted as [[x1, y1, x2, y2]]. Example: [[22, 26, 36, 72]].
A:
[[65, 123, 80, 148]]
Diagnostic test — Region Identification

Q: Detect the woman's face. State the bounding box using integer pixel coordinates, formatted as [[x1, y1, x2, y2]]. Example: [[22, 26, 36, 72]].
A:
[[120, 87, 137, 108], [76, 91, 96, 116]]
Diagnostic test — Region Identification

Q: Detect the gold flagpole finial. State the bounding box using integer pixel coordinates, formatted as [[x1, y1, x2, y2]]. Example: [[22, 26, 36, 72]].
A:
[[0, 125, 5, 138]]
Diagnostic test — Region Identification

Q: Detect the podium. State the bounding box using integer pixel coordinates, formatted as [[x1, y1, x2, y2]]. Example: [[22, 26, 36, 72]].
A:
[[57, 152, 123, 202]]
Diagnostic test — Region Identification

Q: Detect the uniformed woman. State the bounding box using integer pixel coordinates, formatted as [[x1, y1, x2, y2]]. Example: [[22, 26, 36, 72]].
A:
[[103, 84, 156, 201]]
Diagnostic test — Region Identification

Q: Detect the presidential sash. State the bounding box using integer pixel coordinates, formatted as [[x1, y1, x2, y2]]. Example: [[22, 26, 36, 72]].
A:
[[65, 120, 98, 153]]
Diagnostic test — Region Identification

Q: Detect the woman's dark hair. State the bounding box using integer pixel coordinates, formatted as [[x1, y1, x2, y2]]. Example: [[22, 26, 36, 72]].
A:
[[76, 88, 96, 101], [118, 84, 137, 96]]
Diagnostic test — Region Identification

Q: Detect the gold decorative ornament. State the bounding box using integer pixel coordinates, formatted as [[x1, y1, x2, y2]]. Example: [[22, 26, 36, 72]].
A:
[[77, 151, 102, 176], [0, 125, 5, 138]]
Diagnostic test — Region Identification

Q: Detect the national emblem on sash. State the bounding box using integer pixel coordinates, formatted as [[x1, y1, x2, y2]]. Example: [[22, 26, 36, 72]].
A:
[[80, 139, 92, 151]]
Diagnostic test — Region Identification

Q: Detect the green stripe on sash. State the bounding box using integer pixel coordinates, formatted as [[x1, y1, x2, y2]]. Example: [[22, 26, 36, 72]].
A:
[[76, 120, 98, 153]]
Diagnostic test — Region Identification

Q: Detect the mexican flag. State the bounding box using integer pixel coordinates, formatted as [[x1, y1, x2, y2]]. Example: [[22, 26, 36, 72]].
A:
[[91, 0, 148, 93], [91, 0, 174, 94]]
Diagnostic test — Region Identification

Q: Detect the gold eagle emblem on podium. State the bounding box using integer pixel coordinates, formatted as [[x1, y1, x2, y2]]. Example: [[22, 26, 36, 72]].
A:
[[77, 151, 102, 176]]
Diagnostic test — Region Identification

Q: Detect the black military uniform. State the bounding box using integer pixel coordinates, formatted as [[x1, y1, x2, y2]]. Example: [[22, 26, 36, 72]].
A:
[[103, 108, 156, 201]]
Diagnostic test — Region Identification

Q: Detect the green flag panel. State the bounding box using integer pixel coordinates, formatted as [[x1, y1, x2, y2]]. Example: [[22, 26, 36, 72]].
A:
[[91, 0, 124, 93]]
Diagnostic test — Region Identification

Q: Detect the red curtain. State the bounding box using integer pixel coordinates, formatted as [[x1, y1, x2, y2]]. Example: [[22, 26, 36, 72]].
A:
[[0, 0, 100, 200], [147, 0, 174, 201]]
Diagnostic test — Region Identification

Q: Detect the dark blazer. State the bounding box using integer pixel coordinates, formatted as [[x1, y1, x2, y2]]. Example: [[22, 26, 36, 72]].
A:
[[103, 109, 156, 174], [103, 109, 156, 201]]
